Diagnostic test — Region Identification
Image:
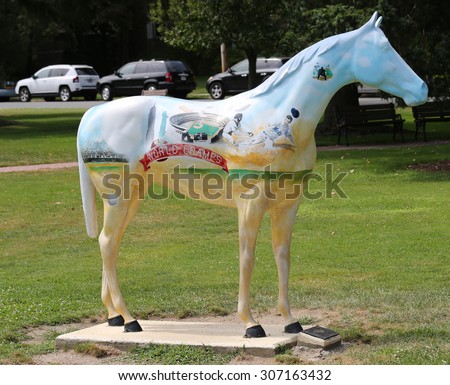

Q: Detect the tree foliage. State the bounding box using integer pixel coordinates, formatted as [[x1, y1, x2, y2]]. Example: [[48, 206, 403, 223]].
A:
[[1, 0, 449, 98], [376, 0, 450, 97], [149, 1, 376, 89], [150, 0, 290, 87], [0, 0, 151, 79], [150, 0, 450, 97], [151, 0, 287, 52], [278, 3, 372, 54]]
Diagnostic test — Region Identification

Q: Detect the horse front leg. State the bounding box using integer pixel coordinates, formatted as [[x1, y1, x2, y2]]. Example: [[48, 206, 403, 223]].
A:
[[270, 200, 303, 334], [236, 200, 266, 338], [99, 183, 143, 332]]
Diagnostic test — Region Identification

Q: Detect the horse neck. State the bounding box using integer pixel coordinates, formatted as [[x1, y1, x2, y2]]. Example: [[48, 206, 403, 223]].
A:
[[249, 36, 357, 129]]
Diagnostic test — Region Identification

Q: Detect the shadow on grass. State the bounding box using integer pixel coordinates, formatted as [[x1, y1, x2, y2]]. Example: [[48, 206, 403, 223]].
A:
[[0, 112, 83, 139]]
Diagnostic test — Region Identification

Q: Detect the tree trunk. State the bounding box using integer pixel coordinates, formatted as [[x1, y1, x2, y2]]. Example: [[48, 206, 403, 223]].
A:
[[220, 43, 228, 72], [245, 48, 258, 89]]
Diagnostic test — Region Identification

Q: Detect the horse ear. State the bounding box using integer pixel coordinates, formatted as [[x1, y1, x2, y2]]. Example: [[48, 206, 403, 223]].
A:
[[364, 11, 379, 28], [375, 16, 383, 28]]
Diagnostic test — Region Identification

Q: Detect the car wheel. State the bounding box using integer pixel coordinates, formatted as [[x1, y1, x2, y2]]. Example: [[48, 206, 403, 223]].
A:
[[209, 82, 225, 100], [144, 83, 157, 92], [19, 87, 31, 102], [59, 86, 72, 102], [101, 85, 113, 101]]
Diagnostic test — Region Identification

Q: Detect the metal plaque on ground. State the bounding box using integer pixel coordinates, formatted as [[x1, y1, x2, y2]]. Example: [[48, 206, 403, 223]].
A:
[[298, 326, 341, 349]]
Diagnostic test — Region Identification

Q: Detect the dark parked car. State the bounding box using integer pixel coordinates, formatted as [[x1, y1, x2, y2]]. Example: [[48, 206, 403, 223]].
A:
[[0, 81, 16, 101], [206, 57, 290, 99], [97, 59, 196, 101]]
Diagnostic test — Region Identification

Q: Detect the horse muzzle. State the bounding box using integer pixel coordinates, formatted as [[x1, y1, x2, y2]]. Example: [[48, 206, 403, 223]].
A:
[[404, 81, 428, 106]]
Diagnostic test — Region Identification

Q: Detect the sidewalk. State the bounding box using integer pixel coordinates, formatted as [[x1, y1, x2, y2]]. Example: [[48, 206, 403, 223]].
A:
[[0, 140, 448, 173], [0, 162, 78, 173]]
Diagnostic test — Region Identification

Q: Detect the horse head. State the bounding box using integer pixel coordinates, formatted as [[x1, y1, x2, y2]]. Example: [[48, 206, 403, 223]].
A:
[[351, 12, 428, 106]]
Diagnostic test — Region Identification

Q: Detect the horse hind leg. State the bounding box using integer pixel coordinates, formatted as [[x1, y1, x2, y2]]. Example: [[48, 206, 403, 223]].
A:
[[270, 203, 303, 334], [99, 183, 144, 332]]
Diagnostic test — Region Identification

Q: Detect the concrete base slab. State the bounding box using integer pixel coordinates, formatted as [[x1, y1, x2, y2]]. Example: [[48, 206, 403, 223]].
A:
[[56, 320, 302, 357]]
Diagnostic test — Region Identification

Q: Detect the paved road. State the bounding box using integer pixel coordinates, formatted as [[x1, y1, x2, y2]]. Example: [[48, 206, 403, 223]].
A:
[[0, 97, 214, 109], [0, 100, 104, 109]]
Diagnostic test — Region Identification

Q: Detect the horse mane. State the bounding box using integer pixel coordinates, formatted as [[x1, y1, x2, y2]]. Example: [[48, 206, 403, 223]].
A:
[[251, 33, 344, 98]]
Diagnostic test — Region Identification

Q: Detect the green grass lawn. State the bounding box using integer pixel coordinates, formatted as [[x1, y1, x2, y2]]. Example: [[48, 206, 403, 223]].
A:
[[0, 149, 449, 364], [0, 108, 449, 364], [0, 109, 83, 166], [188, 75, 210, 99]]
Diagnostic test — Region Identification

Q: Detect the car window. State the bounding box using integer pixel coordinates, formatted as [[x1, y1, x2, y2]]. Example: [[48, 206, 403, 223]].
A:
[[135, 62, 149, 74], [35, 68, 51, 78], [76, 67, 97, 76], [230, 60, 248, 72], [267, 59, 284, 68], [118, 63, 136, 75], [50, 68, 69, 77], [265, 59, 283, 69], [148, 62, 167, 72], [166, 61, 188, 72], [256, 60, 270, 70]]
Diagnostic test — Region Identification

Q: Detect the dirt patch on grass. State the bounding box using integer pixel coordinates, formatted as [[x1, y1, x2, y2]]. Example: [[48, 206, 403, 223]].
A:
[[35, 343, 127, 365], [33, 347, 124, 365], [408, 160, 450, 172]]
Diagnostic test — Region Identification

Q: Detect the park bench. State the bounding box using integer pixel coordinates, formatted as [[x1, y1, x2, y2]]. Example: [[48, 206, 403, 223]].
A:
[[141, 89, 168, 96], [335, 103, 405, 146], [412, 101, 450, 141]]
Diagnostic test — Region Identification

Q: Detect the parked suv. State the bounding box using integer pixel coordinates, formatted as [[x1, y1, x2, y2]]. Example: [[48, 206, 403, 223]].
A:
[[206, 57, 290, 99], [15, 64, 99, 102], [97, 59, 196, 101]]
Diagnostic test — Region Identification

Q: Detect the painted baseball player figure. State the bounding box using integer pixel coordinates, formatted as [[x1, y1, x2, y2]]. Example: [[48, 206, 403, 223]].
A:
[[222, 112, 254, 148], [241, 110, 298, 151]]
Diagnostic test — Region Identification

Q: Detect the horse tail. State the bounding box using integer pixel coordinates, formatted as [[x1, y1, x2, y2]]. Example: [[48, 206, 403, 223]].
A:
[[78, 149, 98, 238]]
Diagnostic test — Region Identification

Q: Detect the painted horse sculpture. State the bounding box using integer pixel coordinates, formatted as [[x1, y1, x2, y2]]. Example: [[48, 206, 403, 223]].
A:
[[77, 12, 427, 336]]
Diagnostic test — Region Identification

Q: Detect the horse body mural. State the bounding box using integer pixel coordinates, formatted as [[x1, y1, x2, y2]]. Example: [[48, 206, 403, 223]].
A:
[[77, 12, 427, 336]]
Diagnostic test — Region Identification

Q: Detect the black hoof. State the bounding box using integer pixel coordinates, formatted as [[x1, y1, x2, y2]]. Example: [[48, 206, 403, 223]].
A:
[[284, 321, 303, 334], [124, 320, 143, 332], [108, 315, 125, 327], [244, 325, 267, 338]]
